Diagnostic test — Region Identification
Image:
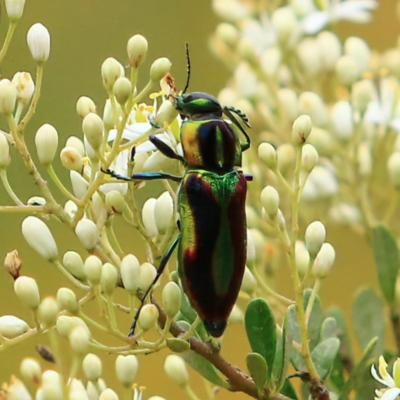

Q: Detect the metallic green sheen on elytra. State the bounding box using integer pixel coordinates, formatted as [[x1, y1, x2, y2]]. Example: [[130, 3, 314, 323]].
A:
[[178, 169, 247, 337]]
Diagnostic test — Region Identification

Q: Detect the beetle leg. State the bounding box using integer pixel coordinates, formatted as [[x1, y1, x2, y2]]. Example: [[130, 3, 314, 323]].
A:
[[129, 234, 181, 337], [101, 168, 132, 181], [102, 168, 183, 183], [222, 107, 251, 152], [244, 174, 253, 182], [149, 135, 185, 163]]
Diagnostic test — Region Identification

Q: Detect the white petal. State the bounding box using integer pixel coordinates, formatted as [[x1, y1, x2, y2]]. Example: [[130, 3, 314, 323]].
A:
[[301, 12, 329, 34], [381, 388, 400, 400], [371, 364, 390, 387]]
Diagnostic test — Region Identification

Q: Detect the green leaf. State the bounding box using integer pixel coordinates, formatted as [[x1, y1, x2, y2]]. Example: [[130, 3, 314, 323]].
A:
[[339, 337, 378, 400], [326, 307, 353, 361], [166, 338, 190, 353], [311, 337, 340, 380], [372, 225, 400, 305], [246, 352, 268, 392], [330, 352, 345, 391], [285, 304, 304, 371], [352, 287, 384, 358], [303, 289, 324, 351], [181, 350, 230, 389], [280, 379, 298, 399], [245, 298, 277, 378], [320, 317, 337, 341]]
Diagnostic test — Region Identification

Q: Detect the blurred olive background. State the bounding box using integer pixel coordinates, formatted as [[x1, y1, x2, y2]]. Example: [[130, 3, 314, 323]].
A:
[[0, 1, 399, 399]]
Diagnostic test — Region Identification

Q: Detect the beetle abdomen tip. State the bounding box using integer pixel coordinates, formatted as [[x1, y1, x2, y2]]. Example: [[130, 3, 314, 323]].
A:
[[203, 320, 227, 337]]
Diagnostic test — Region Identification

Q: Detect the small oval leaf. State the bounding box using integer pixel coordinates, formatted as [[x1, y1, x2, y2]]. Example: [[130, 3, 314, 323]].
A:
[[246, 352, 268, 392], [166, 338, 190, 353], [311, 337, 340, 380]]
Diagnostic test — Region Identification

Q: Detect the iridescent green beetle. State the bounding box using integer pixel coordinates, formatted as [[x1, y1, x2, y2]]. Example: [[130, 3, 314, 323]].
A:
[[108, 47, 252, 337]]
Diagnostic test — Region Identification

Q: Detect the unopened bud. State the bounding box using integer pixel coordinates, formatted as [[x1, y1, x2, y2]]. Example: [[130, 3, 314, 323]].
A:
[[261, 186, 280, 219], [162, 282, 181, 318], [215, 23, 239, 47], [5, 0, 25, 21], [76, 96, 96, 118], [139, 262, 157, 292], [164, 355, 189, 387], [62, 251, 86, 280], [113, 77, 132, 105], [344, 37, 370, 76], [4, 376, 31, 400], [14, 276, 40, 310], [312, 242, 335, 279], [351, 79, 374, 114], [66, 136, 85, 157], [271, 7, 297, 44], [0, 79, 17, 115], [358, 142, 372, 177], [101, 57, 124, 92], [60, 146, 83, 172], [83, 353, 102, 381], [121, 254, 140, 294], [150, 58, 172, 82], [11, 71, 34, 105], [105, 190, 126, 214], [142, 198, 158, 237], [155, 100, 179, 126], [138, 304, 159, 331], [56, 315, 89, 338], [27, 23, 50, 63], [83, 255, 102, 284], [20, 358, 41, 385], [22, 216, 58, 261], [100, 263, 118, 295], [35, 123, 58, 165], [316, 31, 341, 71], [331, 100, 354, 140], [4, 249, 21, 279], [69, 326, 90, 356], [0, 315, 29, 338], [301, 143, 318, 173], [292, 114, 312, 145], [305, 221, 326, 258], [241, 266, 257, 295], [0, 133, 10, 169], [75, 219, 98, 251], [127, 34, 148, 68], [38, 297, 59, 327], [295, 241, 310, 277], [258, 142, 277, 169], [115, 355, 139, 388], [82, 112, 103, 151], [99, 388, 118, 400], [388, 152, 400, 188], [70, 171, 89, 199], [57, 288, 79, 314], [154, 191, 173, 233], [277, 143, 296, 172], [335, 55, 358, 86], [278, 88, 298, 121]]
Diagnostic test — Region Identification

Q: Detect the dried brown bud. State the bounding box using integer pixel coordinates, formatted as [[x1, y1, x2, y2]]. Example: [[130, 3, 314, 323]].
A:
[[4, 250, 21, 279]]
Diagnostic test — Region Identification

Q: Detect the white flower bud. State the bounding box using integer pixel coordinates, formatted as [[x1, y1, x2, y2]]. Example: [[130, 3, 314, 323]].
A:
[[0, 133, 10, 169], [215, 23, 239, 47], [62, 251, 86, 281], [56, 315, 89, 338], [115, 355, 139, 388], [82, 113, 103, 151], [139, 262, 157, 292], [331, 100, 353, 140], [260, 47, 281, 76], [238, 38, 256, 62], [4, 377, 31, 400], [148, 397, 167, 400], [75, 219, 98, 251], [335, 55, 358, 86], [162, 282, 181, 318], [101, 57, 124, 92], [278, 88, 298, 121], [297, 38, 321, 77], [127, 34, 148, 68], [241, 266, 257, 295], [26, 23, 50, 63], [37, 297, 58, 327], [328, 203, 361, 226], [70, 171, 89, 199], [99, 389, 118, 400], [142, 198, 158, 237], [83, 255, 102, 284], [164, 355, 189, 387], [66, 136, 85, 157], [0, 315, 29, 338], [351, 79, 374, 114], [83, 136, 97, 160], [312, 242, 335, 279], [138, 304, 159, 331], [64, 201, 77, 220], [155, 100, 179, 126], [305, 220, 326, 258], [105, 190, 126, 214], [20, 358, 41, 385], [0, 79, 17, 115], [14, 276, 40, 310], [69, 326, 90, 356], [357, 142, 372, 177], [40, 370, 63, 400], [113, 77, 132, 105], [35, 123, 58, 165], [301, 143, 318, 173], [11, 71, 34, 106], [246, 228, 255, 262], [5, 0, 25, 21], [292, 114, 312, 145], [344, 37, 370, 76], [261, 186, 280, 219], [228, 304, 244, 324], [83, 353, 102, 381], [150, 58, 172, 82], [22, 216, 58, 261], [295, 241, 310, 277], [154, 191, 173, 233], [316, 31, 341, 71], [258, 142, 277, 169], [100, 263, 118, 295], [60, 146, 83, 172], [121, 254, 140, 294], [69, 379, 87, 400], [57, 288, 79, 314], [388, 152, 400, 188], [271, 6, 297, 44], [76, 96, 96, 119], [298, 92, 327, 127]]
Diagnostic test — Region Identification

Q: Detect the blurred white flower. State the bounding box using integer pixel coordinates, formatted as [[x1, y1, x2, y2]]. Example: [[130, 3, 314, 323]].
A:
[[371, 356, 400, 400]]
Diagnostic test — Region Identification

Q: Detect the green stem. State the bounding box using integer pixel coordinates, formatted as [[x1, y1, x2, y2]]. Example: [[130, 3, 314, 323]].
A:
[[0, 205, 46, 213], [0, 170, 24, 206], [0, 21, 17, 64], [183, 383, 201, 400], [106, 294, 118, 331], [52, 260, 90, 291], [46, 165, 81, 204], [48, 327, 67, 398], [304, 279, 321, 323]]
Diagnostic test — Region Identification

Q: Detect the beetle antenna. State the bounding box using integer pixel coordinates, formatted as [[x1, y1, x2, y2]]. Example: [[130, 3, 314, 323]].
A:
[[182, 43, 191, 94]]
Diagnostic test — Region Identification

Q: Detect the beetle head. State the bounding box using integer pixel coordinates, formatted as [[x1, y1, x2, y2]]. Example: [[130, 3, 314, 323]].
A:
[[174, 92, 223, 119]]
